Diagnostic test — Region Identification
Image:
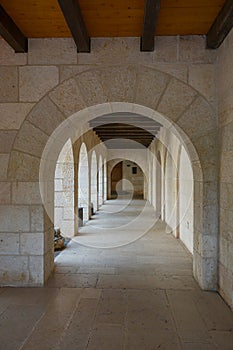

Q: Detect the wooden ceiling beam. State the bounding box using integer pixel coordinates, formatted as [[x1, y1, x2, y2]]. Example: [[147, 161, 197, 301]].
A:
[[104, 140, 151, 145], [91, 121, 161, 126], [100, 136, 154, 140], [0, 5, 28, 53], [93, 125, 160, 130], [93, 128, 157, 135], [141, 0, 161, 51], [58, 0, 90, 52], [97, 135, 156, 139], [207, 0, 233, 49]]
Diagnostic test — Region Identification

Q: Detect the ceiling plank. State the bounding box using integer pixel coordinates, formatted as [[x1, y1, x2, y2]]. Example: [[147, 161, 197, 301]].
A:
[[94, 129, 156, 133], [93, 126, 160, 130], [99, 134, 154, 137], [207, 0, 233, 49], [57, 0, 90, 52], [100, 137, 154, 139], [141, 0, 161, 51], [98, 136, 157, 139], [0, 5, 27, 53]]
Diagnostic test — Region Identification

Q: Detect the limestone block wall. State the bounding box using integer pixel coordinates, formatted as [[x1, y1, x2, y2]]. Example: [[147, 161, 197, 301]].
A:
[[149, 141, 164, 216], [217, 28, 233, 308], [122, 160, 144, 197], [54, 139, 75, 237], [0, 36, 218, 292], [179, 146, 194, 253], [163, 134, 180, 234]]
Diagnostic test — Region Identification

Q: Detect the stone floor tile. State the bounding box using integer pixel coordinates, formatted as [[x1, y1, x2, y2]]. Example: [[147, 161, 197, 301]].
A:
[[21, 288, 83, 350], [115, 266, 155, 276], [60, 329, 90, 350], [147, 275, 199, 290], [166, 290, 208, 331], [87, 324, 124, 350], [193, 291, 233, 331], [182, 343, 218, 350], [46, 273, 98, 288], [125, 329, 182, 350], [1, 287, 57, 306], [94, 289, 127, 325], [209, 330, 233, 350], [126, 290, 175, 331], [70, 297, 99, 329], [0, 304, 44, 350], [96, 274, 149, 289], [81, 288, 102, 299], [78, 267, 116, 274], [0, 288, 7, 295], [178, 330, 212, 343], [54, 265, 80, 274]]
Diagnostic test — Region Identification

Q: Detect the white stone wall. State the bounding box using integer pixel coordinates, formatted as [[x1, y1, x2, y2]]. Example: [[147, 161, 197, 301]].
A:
[[54, 139, 75, 237], [149, 129, 194, 252], [122, 161, 144, 197], [0, 36, 219, 293], [217, 28, 233, 308], [107, 149, 149, 200], [179, 146, 194, 253]]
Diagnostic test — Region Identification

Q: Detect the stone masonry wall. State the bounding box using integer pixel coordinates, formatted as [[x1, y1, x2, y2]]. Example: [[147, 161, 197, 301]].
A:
[[217, 28, 233, 308]]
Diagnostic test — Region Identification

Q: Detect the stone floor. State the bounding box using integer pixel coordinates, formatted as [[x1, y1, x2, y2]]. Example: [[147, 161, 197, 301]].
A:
[[0, 200, 233, 350]]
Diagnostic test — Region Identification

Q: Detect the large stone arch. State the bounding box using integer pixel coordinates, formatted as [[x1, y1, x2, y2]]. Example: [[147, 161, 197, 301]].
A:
[[4, 65, 217, 289]]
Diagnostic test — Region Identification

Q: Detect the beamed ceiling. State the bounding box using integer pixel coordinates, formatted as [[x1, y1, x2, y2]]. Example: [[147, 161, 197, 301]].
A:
[[0, 0, 233, 52], [89, 114, 162, 148]]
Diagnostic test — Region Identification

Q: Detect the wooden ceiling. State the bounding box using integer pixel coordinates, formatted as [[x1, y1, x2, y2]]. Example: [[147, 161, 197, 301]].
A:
[[0, 0, 232, 52], [90, 113, 161, 148], [0, 0, 225, 38]]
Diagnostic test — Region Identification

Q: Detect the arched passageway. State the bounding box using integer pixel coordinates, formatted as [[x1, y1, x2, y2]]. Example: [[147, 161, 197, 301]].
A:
[[4, 65, 218, 298], [110, 160, 144, 199]]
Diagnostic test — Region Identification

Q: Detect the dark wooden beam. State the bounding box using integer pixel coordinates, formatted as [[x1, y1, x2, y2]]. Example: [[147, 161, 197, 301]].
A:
[[94, 129, 155, 134], [0, 5, 28, 53], [100, 136, 154, 140], [97, 132, 154, 139], [93, 125, 160, 130], [207, 0, 233, 49], [58, 0, 90, 52], [91, 121, 160, 126], [140, 0, 161, 52]]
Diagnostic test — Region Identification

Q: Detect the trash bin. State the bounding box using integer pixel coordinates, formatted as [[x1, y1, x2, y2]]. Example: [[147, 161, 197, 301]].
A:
[[78, 207, 83, 227]]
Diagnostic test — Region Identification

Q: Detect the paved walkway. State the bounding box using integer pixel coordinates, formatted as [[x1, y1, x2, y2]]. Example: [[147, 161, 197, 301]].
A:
[[0, 200, 233, 349]]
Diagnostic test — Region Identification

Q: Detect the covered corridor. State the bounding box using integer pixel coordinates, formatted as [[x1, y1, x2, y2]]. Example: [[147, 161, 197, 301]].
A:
[[1, 27, 233, 350]]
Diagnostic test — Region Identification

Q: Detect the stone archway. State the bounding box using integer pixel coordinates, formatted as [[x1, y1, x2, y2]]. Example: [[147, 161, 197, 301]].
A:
[[108, 158, 146, 200], [4, 65, 217, 289]]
